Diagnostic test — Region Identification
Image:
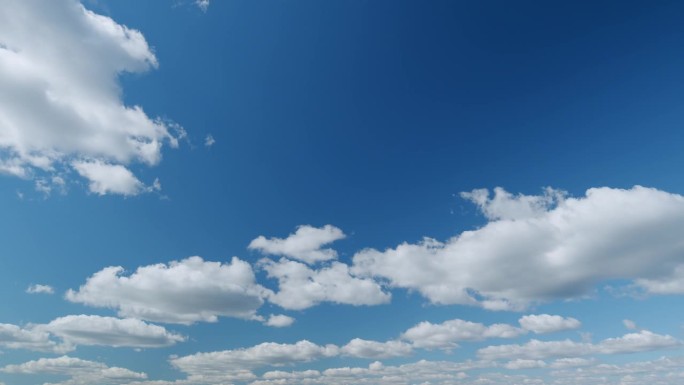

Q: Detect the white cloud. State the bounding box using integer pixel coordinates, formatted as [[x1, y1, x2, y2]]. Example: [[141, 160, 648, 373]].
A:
[[204, 134, 215, 147], [171, 340, 339, 383], [0, 0, 181, 195], [72, 160, 146, 196], [0, 323, 66, 353], [461, 187, 565, 221], [264, 314, 295, 328], [519, 314, 581, 334], [66, 256, 271, 324], [26, 283, 54, 294], [352, 186, 684, 309], [401, 318, 525, 350], [504, 359, 547, 370], [196, 0, 210, 12], [41, 315, 185, 348], [340, 338, 413, 359], [249, 225, 346, 264], [260, 258, 390, 310], [1, 356, 147, 385], [477, 330, 679, 361]]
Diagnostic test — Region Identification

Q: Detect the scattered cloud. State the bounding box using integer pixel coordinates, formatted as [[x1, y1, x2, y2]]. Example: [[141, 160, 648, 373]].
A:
[[263, 314, 295, 328], [0, 323, 67, 353], [1, 356, 147, 385], [518, 314, 581, 334], [477, 330, 679, 361], [401, 318, 525, 350], [196, 0, 210, 12], [66, 256, 271, 324], [340, 338, 413, 359], [250, 225, 346, 264], [260, 257, 390, 310], [40, 315, 185, 348], [624, 319, 638, 330], [352, 186, 684, 310], [0, 0, 182, 195], [204, 134, 215, 147], [26, 284, 54, 295]]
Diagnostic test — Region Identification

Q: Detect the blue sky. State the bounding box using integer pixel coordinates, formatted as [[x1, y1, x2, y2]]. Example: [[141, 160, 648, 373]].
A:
[[2, 0, 684, 384]]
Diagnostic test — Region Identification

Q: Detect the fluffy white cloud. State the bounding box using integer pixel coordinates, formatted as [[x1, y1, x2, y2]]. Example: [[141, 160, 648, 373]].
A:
[[71, 160, 146, 196], [260, 258, 390, 310], [66, 256, 271, 324], [1, 356, 147, 385], [0, 0, 181, 195], [41, 315, 185, 348], [401, 318, 525, 350], [477, 330, 679, 361], [0, 323, 66, 353], [340, 338, 413, 359], [263, 314, 295, 328], [249, 225, 346, 264], [352, 186, 684, 310], [26, 283, 54, 294], [518, 314, 581, 334]]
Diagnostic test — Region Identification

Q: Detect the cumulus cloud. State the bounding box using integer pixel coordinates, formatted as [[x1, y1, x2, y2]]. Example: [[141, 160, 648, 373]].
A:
[[249, 225, 346, 264], [401, 318, 525, 350], [352, 186, 684, 310], [1, 356, 147, 385], [66, 256, 271, 324], [519, 314, 581, 334], [0, 0, 182, 195], [41, 315, 185, 348], [340, 338, 413, 359], [0, 323, 67, 353], [263, 314, 295, 328], [477, 330, 679, 361], [260, 258, 390, 310], [26, 283, 54, 294], [171, 340, 339, 383]]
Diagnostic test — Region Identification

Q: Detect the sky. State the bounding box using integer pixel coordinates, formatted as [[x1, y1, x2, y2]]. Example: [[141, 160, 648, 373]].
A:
[[2, 0, 684, 384]]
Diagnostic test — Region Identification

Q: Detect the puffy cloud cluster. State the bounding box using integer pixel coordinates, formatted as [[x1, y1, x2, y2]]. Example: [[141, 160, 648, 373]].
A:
[[66, 256, 270, 324], [26, 283, 54, 294], [352, 186, 684, 310], [260, 258, 390, 310], [518, 314, 581, 334], [0, 0, 182, 195]]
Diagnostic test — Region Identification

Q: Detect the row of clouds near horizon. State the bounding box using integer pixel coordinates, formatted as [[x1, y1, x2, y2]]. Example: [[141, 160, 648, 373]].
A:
[[6, 184, 684, 383]]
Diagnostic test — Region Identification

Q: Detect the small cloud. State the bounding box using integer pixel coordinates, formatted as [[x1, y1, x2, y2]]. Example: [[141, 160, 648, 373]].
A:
[[264, 314, 295, 328], [205, 134, 216, 147], [26, 284, 54, 295], [196, 0, 210, 12], [623, 319, 638, 330]]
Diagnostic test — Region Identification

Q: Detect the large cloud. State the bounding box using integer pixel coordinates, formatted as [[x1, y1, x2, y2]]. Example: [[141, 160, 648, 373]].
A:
[[0, 0, 181, 195], [66, 256, 271, 324], [352, 186, 684, 310]]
